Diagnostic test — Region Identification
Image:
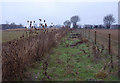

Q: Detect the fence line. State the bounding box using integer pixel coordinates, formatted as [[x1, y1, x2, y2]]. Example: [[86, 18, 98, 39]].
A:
[[79, 28, 118, 56]]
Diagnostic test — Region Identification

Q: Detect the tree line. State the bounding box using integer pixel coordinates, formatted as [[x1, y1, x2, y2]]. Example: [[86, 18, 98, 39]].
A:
[[0, 22, 24, 30], [0, 14, 116, 30], [63, 14, 116, 29]]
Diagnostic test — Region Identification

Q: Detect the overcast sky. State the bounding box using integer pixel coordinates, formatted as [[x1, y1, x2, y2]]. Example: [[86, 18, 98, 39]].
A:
[[0, 0, 119, 26]]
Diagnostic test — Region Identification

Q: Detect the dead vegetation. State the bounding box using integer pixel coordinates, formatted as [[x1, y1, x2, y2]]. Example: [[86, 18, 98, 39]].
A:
[[2, 28, 70, 81]]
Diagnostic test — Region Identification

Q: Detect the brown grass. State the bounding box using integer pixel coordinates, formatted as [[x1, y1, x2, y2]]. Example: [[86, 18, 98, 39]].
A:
[[89, 29, 118, 41], [2, 28, 46, 43], [2, 30, 26, 43], [80, 29, 118, 56], [2, 28, 70, 81]]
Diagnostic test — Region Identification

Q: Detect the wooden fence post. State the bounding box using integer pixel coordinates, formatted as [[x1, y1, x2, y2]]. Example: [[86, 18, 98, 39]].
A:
[[83, 29, 84, 37], [95, 31, 96, 44], [89, 30, 90, 39], [108, 34, 111, 55], [108, 34, 114, 71], [85, 29, 86, 38]]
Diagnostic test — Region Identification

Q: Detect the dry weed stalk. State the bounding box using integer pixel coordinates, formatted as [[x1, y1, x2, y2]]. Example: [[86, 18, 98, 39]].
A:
[[2, 28, 70, 81]]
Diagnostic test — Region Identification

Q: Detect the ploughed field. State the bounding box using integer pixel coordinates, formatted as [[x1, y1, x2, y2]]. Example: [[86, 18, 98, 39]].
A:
[[80, 29, 119, 57]]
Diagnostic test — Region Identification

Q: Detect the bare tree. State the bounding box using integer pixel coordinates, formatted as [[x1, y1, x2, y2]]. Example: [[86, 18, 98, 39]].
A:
[[103, 14, 115, 29], [10, 22, 16, 25], [63, 20, 71, 28], [70, 15, 80, 28]]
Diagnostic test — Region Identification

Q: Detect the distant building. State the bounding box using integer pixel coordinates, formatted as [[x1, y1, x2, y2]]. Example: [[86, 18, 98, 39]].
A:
[[54, 25, 62, 28], [111, 25, 120, 29], [83, 24, 93, 29]]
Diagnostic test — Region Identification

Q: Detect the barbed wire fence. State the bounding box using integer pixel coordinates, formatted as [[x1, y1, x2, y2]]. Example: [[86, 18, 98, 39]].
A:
[[79, 28, 118, 73]]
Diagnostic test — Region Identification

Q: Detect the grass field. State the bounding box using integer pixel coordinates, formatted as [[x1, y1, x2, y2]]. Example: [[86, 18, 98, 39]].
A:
[[2, 30, 26, 43], [23, 31, 118, 81], [2, 28, 60, 43]]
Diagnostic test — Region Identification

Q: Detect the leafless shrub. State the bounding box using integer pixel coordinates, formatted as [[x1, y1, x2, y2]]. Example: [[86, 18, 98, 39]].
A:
[[2, 28, 70, 81]]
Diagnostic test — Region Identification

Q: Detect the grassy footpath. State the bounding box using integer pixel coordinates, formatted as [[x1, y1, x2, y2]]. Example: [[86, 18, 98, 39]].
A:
[[24, 31, 119, 81]]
